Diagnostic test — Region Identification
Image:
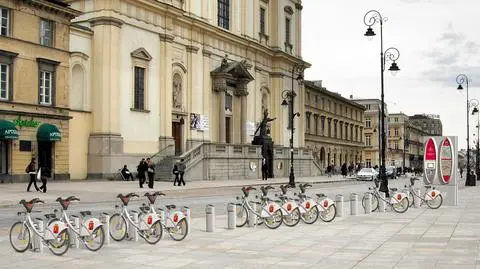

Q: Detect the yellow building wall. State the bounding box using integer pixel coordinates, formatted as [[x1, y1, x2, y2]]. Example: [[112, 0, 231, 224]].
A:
[[69, 111, 91, 179]]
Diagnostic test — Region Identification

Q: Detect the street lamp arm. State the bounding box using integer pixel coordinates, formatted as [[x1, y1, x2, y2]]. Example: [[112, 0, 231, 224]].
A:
[[383, 47, 400, 71], [363, 10, 385, 27], [456, 74, 469, 85]]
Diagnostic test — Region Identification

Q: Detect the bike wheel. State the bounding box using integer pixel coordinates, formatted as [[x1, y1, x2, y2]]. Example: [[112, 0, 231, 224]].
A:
[[263, 209, 282, 229], [84, 226, 105, 251], [168, 218, 188, 241], [48, 229, 70, 256], [408, 192, 414, 207], [392, 197, 409, 213], [300, 206, 319, 224], [9, 221, 30, 252], [143, 220, 163, 244], [283, 207, 301, 227], [426, 194, 443, 209], [319, 204, 336, 222], [109, 213, 127, 241], [361, 193, 379, 212], [236, 205, 248, 227]]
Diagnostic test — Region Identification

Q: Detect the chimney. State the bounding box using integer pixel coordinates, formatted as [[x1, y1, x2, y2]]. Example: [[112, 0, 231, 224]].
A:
[[349, 94, 353, 99]]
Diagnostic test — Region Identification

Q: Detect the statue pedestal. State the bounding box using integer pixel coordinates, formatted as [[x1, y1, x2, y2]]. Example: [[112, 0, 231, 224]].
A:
[[252, 135, 274, 178]]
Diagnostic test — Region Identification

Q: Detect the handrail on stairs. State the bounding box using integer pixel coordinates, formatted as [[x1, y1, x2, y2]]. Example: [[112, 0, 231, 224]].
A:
[[150, 144, 174, 163]]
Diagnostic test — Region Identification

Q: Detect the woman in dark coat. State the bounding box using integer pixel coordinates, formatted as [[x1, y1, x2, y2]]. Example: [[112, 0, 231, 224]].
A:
[[146, 158, 155, 189], [341, 163, 347, 178]]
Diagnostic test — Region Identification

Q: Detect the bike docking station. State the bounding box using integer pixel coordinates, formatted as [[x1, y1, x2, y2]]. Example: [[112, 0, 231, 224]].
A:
[[335, 194, 344, 218], [422, 136, 458, 206], [32, 217, 45, 254], [206, 204, 215, 232], [350, 193, 359, 216], [227, 203, 236, 230]]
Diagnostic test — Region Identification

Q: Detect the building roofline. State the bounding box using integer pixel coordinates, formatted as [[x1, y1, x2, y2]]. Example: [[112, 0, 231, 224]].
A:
[[304, 80, 366, 110]]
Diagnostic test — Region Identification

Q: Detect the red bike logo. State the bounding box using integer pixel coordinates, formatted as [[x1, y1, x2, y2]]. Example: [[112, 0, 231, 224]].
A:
[[287, 203, 292, 211], [269, 205, 274, 213], [397, 194, 402, 201], [305, 202, 311, 209], [147, 215, 153, 225], [323, 200, 328, 208], [173, 214, 179, 223], [88, 221, 94, 230], [431, 191, 436, 197], [53, 224, 59, 234]]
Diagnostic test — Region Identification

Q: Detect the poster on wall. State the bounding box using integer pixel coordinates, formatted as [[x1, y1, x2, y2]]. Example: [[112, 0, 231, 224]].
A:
[[191, 114, 209, 131]]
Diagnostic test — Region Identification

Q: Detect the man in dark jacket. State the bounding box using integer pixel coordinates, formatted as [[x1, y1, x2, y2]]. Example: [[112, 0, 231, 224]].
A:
[[177, 159, 186, 186], [137, 158, 147, 188]]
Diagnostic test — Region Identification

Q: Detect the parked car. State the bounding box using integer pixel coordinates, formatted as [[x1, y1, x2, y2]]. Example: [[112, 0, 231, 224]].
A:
[[356, 168, 378, 181], [386, 166, 397, 179]]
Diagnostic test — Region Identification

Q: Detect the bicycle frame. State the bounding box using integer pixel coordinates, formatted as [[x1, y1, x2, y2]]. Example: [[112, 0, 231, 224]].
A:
[[240, 197, 276, 219], [408, 186, 441, 203], [22, 212, 67, 242], [143, 203, 185, 229], [58, 210, 102, 237]]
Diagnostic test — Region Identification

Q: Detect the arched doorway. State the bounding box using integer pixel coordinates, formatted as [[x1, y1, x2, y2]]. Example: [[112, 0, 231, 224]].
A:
[[320, 147, 326, 168]]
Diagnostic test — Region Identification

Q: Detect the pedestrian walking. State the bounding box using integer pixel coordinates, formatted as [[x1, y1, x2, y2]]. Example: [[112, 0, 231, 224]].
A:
[[25, 158, 39, 192], [261, 158, 268, 181], [137, 158, 147, 188], [348, 162, 354, 176], [341, 163, 347, 178], [146, 158, 155, 189], [460, 167, 464, 178], [172, 162, 180, 186], [38, 167, 50, 193], [177, 158, 186, 186], [326, 164, 332, 177]]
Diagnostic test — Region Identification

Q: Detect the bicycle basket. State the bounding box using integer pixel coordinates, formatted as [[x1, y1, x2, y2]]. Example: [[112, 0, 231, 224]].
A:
[[23, 202, 33, 213], [121, 196, 130, 206], [61, 200, 70, 210], [147, 195, 156, 204], [242, 188, 249, 197]]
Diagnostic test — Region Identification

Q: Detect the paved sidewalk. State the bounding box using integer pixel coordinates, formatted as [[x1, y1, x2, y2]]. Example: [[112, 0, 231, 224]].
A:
[[0, 175, 355, 207], [0, 181, 476, 268]]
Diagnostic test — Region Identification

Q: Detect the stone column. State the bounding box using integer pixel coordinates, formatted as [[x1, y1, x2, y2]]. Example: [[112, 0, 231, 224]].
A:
[[219, 90, 226, 143], [236, 81, 249, 144], [87, 17, 124, 177], [158, 32, 175, 152]]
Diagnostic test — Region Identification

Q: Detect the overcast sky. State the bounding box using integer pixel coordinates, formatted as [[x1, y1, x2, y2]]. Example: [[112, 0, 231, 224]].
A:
[[301, 0, 480, 150]]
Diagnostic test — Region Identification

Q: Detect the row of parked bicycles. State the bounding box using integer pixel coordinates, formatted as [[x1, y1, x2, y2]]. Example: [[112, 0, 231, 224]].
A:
[[9, 191, 188, 256], [235, 183, 336, 229], [361, 177, 443, 213]]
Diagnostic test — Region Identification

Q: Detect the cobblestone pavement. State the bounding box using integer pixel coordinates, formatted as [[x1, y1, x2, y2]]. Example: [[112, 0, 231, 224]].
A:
[[0, 176, 477, 269]]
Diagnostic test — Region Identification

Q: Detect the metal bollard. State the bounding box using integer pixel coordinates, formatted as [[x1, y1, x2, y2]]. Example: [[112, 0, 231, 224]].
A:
[[182, 206, 191, 234], [206, 204, 215, 232], [71, 216, 80, 248], [414, 189, 421, 208], [32, 218, 44, 253], [364, 193, 372, 214], [350, 193, 358, 216], [335, 194, 344, 218], [100, 213, 110, 245], [248, 202, 257, 227], [378, 192, 386, 212], [127, 211, 139, 241], [227, 203, 236, 229]]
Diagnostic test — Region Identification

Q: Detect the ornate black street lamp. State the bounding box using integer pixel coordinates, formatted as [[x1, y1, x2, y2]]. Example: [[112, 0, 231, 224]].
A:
[[364, 10, 400, 196], [281, 64, 305, 187], [457, 74, 474, 186], [471, 99, 479, 180]]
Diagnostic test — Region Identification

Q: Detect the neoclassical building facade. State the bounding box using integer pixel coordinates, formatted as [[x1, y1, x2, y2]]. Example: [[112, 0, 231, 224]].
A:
[[304, 81, 365, 171], [66, 0, 311, 179]]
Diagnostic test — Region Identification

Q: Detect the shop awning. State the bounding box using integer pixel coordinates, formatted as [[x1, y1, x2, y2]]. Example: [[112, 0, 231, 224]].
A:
[[37, 123, 61, 141], [0, 120, 19, 140]]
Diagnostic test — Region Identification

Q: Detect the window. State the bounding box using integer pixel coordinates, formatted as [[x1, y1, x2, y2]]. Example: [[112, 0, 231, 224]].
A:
[[285, 18, 291, 45], [321, 117, 325, 135], [306, 112, 311, 131], [0, 63, 8, 100], [314, 115, 318, 135], [217, 0, 230, 30], [39, 71, 52, 105], [366, 104, 371, 110], [395, 117, 398, 122], [366, 118, 371, 127], [314, 95, 318, 107], [355, 127, 358, 141], [40, 19, 53, 47], [260, 7, 266, 35], [334, 103, 337, 114], [394, 141, 399, 149], [388, 129, 391, 137], [340, 123, 343, 139], [394, 128, 399, 136], [345, 124, 348, 140], [334, 121, 337, 138], [350, 125, 353, 140], [306, 92, 310, 105], [1, 7, 9, 36], [366, 135, 371, 146], [134, 67, 145, 110], [366, 159, 372, 168], [328, 100, 331, 112]]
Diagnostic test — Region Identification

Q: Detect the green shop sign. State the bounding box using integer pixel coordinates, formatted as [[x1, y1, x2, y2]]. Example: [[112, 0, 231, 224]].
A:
[[12, 119, 41, 128]]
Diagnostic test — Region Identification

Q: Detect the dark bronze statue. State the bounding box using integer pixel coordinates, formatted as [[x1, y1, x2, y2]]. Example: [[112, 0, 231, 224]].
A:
[[254, 109, 276, 137]]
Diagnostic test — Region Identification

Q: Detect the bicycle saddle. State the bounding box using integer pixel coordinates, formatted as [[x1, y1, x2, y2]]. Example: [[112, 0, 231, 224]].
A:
[[44, 213, 56, 220], [425, 185, 432, 189], [80, 211, 91, 217], [390, 188, 398, 192], [316, 193, 326, 198]]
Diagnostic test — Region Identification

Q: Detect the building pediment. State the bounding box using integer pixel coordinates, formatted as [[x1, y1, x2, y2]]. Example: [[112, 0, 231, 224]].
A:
[[131, 48, 152, 61], [211, 56, 254, 93]]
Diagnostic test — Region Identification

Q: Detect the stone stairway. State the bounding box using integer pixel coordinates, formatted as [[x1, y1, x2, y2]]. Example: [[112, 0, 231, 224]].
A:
[[154, 155, 175, 181]]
